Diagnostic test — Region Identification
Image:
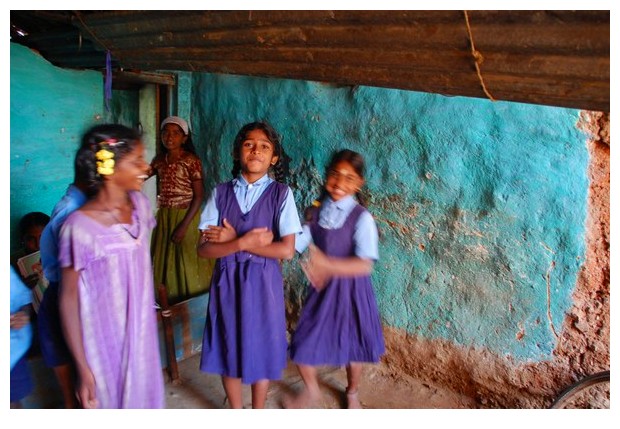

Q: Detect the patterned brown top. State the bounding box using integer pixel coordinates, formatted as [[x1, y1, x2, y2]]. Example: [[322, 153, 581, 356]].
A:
[[151, 152, 203, 209]]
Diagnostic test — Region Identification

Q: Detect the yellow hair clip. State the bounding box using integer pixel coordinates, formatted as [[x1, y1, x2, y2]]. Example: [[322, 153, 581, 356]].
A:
[[96, 149, 114, 160], [96, 149, 115, 175]]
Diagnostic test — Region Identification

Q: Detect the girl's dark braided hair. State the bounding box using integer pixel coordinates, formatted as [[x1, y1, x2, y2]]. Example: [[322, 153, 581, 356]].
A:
[[75, 124, 142, 196], [231, 122, 286, 183]]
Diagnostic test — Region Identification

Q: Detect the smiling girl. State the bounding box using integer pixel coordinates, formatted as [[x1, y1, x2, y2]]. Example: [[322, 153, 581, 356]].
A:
[[58, 124, 164, 409], [285, 149, 385, 409]]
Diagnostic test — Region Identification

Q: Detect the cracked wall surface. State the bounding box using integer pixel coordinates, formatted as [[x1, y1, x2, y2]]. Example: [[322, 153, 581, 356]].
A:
[[191, 73, 590, 363], [10, 44, 609, 407]]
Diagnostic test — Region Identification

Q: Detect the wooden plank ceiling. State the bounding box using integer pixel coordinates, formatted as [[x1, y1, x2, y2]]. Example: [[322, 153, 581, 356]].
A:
[[11, 10, 610, 112]]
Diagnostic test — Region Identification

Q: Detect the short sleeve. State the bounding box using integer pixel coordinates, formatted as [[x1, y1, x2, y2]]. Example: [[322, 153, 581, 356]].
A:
[[295, 224, 312, 254], [150, 155, 164, 172], [353, 211, 379, 261], [10, 266, 31, 313], [278, 187, 302, 237], [188, 155, 203, 182], [58, 213, 98, 272], [133, 190, 156, 231], [198, 187, 219, 230], [39, 219, 61, 281]]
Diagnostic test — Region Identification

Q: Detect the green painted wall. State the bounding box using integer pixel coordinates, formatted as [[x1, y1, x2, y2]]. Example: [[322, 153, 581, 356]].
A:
[[138, 85, 159, 213], [176, 71, 193, 122], [10, 43, 104, 253], [104, 89, 139, 128], [189, 74, 588, 361]]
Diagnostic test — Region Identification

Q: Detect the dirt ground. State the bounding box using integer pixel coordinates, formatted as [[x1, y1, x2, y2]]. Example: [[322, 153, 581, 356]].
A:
[[164, 352, 476, 409], [161, 355, 613, 428]]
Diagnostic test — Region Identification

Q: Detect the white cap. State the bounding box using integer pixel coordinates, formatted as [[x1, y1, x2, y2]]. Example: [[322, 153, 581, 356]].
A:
[[161, 116, 189, 135]]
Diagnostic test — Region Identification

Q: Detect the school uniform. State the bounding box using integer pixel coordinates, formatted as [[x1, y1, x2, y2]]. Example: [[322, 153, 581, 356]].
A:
[[290, 195, 385, 366], [198, 174, 302, 383]]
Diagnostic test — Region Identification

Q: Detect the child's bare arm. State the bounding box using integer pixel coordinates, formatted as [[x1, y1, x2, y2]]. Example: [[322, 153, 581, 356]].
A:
[[246, 233, 296, 260], [198, 219, 273, 259], [171, 178, 204, 244], [10, 309, 30, 329], [301, 244, 373, 290], [60, 267, 98, 409]]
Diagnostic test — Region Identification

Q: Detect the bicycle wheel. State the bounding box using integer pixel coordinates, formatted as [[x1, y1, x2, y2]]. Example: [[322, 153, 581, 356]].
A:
[[550, 370, 610, 409]]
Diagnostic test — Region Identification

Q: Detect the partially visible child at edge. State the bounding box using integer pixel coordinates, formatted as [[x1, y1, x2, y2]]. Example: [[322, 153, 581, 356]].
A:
[[10, 266, 34, 408], [284, 149, 385, 409], [11, 212, 50, 356], [149, 116, 214, 304], [12, 211, 51, 289], [58, 124, 164, 408], [197, 121, 302, 408], [38, 149, 91, 408]]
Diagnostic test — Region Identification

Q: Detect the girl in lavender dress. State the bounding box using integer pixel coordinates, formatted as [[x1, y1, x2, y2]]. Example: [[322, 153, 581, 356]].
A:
[[197, 122, 301, 408], [58, 124, 164, 409], [285, 149, 385, 409]]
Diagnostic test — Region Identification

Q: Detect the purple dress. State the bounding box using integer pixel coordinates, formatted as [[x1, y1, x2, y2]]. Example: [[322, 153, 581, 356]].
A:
[[290, 204, 385, 366], [59, 191, 164, 409], [200, 181, 289, 384]]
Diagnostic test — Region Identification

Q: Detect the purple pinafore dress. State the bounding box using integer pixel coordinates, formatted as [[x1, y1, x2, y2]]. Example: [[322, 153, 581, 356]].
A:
[[200, 181, 289, 383], [290, 204, 385, 366]]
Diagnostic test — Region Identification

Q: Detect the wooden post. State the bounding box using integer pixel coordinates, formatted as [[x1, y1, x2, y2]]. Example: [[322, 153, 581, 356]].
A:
[[158, 284, 180, 384]]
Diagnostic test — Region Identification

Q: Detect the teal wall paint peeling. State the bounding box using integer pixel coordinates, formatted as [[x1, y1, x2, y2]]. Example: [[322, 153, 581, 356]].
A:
[[190, 74, 588, 361], [10, 43, 104, 253]]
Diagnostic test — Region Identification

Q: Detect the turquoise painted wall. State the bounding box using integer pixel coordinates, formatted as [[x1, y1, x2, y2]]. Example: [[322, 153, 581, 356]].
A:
[[9, 42, 590, 365], [10, 43, 104, 253], [9, 44, 144, 253], [189, 74, 588, 361], [176, 71, 193, 121]]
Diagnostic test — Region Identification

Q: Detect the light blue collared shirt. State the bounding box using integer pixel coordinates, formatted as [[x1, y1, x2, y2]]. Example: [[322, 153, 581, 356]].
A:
[[198, 174, 302, 238], [295, 195, 379, 260]]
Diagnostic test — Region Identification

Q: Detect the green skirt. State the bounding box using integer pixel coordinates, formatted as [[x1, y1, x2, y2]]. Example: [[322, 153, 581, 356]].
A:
[[151, 207, 214, 305]]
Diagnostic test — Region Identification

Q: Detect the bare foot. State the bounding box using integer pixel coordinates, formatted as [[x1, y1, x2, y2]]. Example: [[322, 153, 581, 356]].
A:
[[346, 390, 362, 409], [282, 388, 322, 409]]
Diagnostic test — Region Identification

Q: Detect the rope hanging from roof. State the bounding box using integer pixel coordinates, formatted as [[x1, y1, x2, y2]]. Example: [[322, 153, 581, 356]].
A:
[[463, 11, 496, 102]]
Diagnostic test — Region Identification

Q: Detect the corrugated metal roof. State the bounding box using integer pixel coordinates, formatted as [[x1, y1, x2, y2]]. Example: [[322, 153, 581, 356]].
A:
[[10, 10, 609, 111]]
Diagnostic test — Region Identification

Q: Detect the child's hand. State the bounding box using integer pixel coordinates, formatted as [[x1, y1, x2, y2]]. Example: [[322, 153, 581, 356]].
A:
[[202, 218, 237, 243], [171, 223, 188, 244], [241, 227, 274, 250], [10, 310, 30, 330], [77, 368, 98, 409], [300, 244, 332, 291]]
